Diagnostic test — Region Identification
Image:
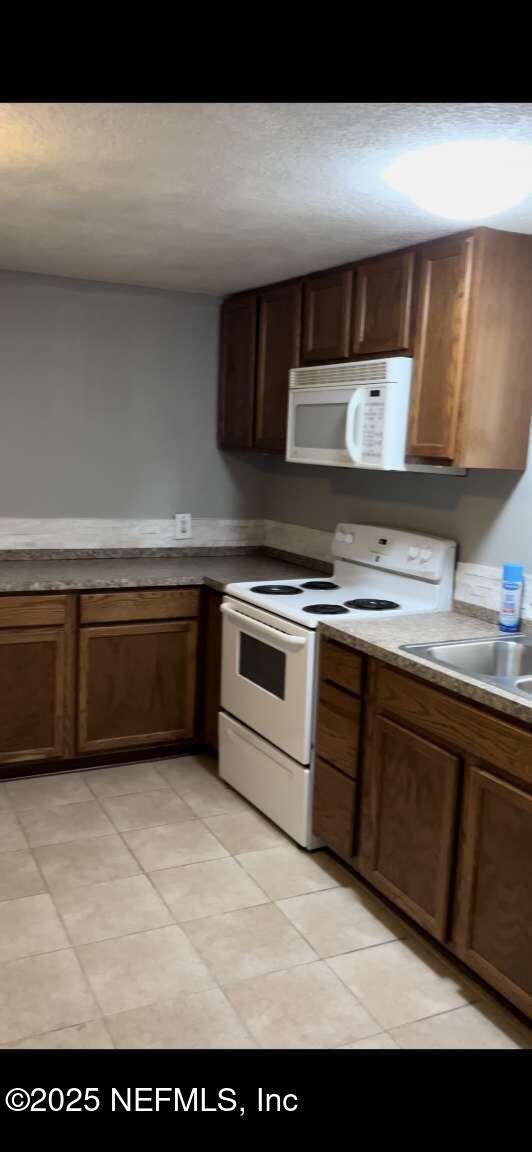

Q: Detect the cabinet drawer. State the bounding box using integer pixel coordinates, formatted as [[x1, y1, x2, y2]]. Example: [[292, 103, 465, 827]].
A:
[[320, 638, 362, 695], [0, 594, 66, 628], [315, 681, 360, 778], [314, 756, 357, 858], [80, 589, 199, 624], [373, 662, 532, 788]]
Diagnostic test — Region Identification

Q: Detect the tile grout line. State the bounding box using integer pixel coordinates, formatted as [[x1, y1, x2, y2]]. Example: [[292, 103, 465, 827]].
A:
[[229, 849, 282, 904], [30, 840, 112, 1033], [0, 801, 116, 1045], [387, 999, 532, 1042], [4, 759, 528, 1049], [2, 1017, 116, 1051], [3, 762, 347, 1047], [108, 826, 243, 1009], [13, 813, 181, 1018], [0, 942, 104, 1048], [95, 824, 260, 1047], [221, 955, 384, 1046], [272, 897, 416, 1026], [134, 765, 388, 1037], [0, 807, 30, 854], [322, 949, 485, 1033], [103, 986, 259, 1052], [113, 773, 334, 1044]]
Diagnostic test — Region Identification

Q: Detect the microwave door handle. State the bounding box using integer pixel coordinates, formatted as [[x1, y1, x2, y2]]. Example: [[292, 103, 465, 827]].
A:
[[345, 391, 364, 464], [220, 602, 306, 651]]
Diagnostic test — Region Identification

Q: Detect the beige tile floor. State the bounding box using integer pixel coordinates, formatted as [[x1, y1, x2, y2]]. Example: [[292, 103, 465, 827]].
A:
[[0, 756, 530, 1050]]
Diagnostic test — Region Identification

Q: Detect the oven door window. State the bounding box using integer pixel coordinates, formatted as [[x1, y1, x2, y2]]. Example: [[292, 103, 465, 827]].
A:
[[239, 633, 286, 699], [294, 401, 347, 451]]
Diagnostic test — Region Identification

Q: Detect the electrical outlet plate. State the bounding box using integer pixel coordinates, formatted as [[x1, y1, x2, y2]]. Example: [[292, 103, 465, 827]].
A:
[[175, 513, 192, 539]]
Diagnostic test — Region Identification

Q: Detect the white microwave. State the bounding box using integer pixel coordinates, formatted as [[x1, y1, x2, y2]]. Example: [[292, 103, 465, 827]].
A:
[[286, 357, 412, 471]]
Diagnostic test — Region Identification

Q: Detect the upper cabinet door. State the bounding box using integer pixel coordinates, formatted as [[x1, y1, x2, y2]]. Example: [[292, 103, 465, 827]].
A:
[[352, 251, 415, 356], [302, 269, 353, 362], [255, 282, 302, 452], [407, 235, 474, 461], [218, 293, 257, 449]]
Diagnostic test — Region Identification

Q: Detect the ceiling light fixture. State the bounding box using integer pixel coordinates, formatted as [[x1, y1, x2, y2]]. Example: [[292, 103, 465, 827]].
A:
[[384, 139, 532, 221]]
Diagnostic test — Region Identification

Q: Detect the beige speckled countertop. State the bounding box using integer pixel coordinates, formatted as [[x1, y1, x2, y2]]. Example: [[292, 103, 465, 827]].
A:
[[0, 554, 319, 594], [321, 611, 532, 725], [3, 552, 531, 725]]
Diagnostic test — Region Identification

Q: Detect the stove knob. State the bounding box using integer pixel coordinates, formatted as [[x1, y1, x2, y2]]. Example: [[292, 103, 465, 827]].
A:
[[344, 533, 354, 544], [336, 532, 346, 543], [420, 548, 432, 562], [408, 546, 420, 560]]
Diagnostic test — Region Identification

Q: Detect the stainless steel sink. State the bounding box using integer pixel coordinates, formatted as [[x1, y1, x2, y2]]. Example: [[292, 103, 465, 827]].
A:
[[515, 676, 532, 697], [400, 634, 532, 701]]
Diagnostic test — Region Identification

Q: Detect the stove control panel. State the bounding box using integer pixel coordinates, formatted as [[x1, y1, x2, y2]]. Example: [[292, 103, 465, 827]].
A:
[[333, 524, 456, 583]]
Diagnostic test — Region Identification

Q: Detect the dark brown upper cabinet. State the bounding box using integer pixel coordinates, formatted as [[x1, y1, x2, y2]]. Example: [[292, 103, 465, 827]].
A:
[[301, 269, 353, 363], [352, 251, 415, 356], [407, 234, 473, 462], [407, 228, 532, 467], [218, 293, 257, 449], [218, 227, 532, 468], [255, 282, 302, 452]]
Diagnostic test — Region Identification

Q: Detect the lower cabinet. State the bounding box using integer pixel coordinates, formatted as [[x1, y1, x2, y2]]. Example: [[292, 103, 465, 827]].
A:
[[0, 595, 74, 765], [78, 619, 198, 754], [0, 588, 203, 769], [367, 716, 459, 941], [454, 766, 532, 1018], [0, 628, 65, 764], [314, 643, 532, 1020]]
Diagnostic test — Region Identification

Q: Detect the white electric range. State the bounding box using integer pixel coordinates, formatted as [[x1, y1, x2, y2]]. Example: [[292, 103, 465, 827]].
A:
[[219, 524, 456, 848]]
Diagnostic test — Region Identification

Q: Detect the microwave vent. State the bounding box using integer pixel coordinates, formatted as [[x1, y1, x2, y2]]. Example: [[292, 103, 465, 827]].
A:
[[289, 360, 389, 388]]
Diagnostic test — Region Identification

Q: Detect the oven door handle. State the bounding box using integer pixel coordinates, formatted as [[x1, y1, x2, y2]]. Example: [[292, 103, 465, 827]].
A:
[[220, 602, 307, 651]]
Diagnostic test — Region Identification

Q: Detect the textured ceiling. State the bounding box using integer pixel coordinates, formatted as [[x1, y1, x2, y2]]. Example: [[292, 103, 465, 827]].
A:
[[1, 102, 532, 295]]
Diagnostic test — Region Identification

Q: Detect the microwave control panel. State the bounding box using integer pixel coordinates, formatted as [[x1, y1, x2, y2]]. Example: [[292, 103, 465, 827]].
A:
[[360, 388, 386, 464]]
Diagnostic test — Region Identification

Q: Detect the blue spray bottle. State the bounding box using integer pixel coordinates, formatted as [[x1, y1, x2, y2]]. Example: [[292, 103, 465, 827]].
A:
[[499, 564, 525, 633]]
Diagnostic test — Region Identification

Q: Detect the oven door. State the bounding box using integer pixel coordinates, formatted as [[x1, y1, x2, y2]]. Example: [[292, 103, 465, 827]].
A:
[[220, 597, 315, 764], [286, 385, 357, 467]]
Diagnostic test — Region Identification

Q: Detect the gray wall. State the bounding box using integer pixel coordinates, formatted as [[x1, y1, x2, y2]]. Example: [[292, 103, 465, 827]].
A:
[[260, 437, 532, 568], [0, 270, 266, 518], [1, 267, 529, 569]]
